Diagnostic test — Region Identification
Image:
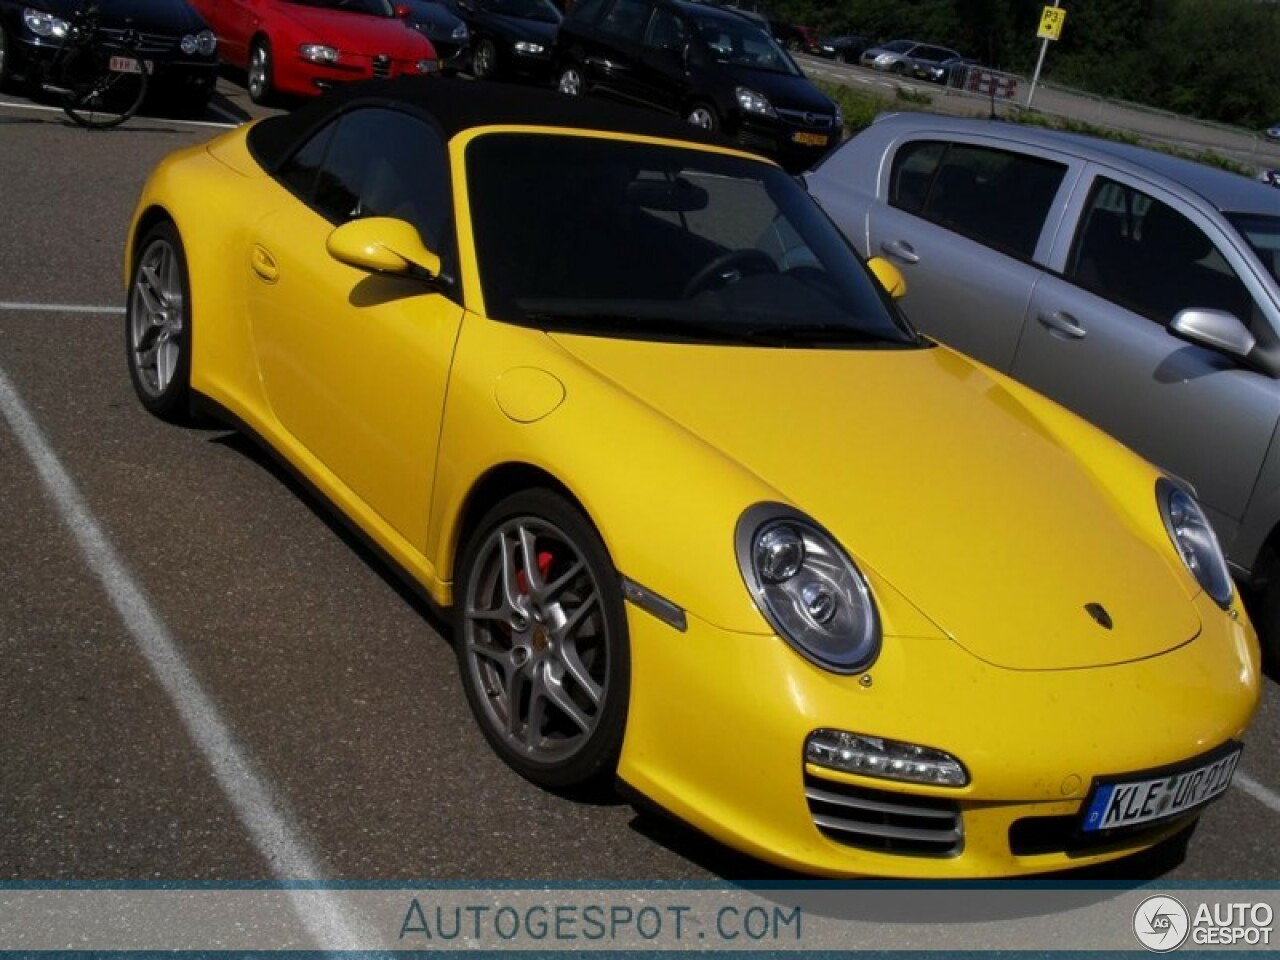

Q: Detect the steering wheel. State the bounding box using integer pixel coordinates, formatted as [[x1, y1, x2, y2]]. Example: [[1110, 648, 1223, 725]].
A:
[[682, 249, 778, 298]]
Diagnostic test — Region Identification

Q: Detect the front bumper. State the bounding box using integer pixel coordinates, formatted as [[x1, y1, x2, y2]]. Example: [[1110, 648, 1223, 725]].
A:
[[732, 111, 840, 172], [617, 590, 1260, 878]]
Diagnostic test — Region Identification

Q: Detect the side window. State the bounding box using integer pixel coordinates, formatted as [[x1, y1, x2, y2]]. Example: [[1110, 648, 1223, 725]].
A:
[[917, 143, 1065, 259], [644, 8, 686, 51], [889, 140, 945, 214], [277, 123, 336, 201], [1068, 178, 1255, 327], [568, 0, 607, 24], [285, 107, 451, 252], [599, 0, 650, 41]]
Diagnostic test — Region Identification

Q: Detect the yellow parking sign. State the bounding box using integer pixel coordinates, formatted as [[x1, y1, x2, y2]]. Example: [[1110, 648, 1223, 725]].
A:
[[1037, 5, 1066, 40]]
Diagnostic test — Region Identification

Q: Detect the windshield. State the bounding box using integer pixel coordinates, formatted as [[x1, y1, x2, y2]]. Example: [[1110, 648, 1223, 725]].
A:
[[693, 16, 796, 74], [287, 0, 394, 14], [484, 0, 561, 22], [1227, 213, 1280, 287], [466, 134, 921, 349]]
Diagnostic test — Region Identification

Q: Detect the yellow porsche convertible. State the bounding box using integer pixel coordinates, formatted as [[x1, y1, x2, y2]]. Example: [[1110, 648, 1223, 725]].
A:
[[125, 77, 1260, 878]]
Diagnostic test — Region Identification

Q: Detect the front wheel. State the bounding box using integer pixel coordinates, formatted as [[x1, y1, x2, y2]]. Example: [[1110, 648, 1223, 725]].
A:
[[454, 489, 630, 791], [685, 101, 719, 131], [557, 63, 583, 96], [63, 50, 148, 129], [247, 38, 274, 105], [126, 221, 194, 422], [471, 37, 499, 80]]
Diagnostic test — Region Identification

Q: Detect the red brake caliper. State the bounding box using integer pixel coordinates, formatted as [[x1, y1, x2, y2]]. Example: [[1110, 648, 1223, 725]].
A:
[[516, 550, 555, 596]]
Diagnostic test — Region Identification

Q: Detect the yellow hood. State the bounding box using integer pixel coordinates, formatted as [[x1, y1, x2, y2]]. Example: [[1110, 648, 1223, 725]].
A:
[[551, 334, 1201, 671]]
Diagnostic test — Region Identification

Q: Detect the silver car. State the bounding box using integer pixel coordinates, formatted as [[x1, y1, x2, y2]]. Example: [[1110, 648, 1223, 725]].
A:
[[860, 39, 959, 76], [806, 112, 1280, 662]]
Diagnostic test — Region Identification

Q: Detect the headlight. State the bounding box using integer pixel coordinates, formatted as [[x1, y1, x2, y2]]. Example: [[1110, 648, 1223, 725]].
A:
[[735, 86, 776, 118], [181, 30, 217, 56], [299, 43, 339, 64], [415, 58, 440, 73], [806, 729, 968, 787], [736, 503, 880, 673], [833, 103, 844, 130], [513, 40, 544, 54], [1157, 477, 1233, 608], [23, 8, 69, 38]]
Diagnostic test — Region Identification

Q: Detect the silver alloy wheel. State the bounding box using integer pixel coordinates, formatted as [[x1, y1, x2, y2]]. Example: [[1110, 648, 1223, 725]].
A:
[[461, 515, 610, 766], [129, 237, 184, 399], [473, 39, 496, 78], [248, 43, 270, 102], [686, 105, 716, 130], [558, 65, 582, 95]]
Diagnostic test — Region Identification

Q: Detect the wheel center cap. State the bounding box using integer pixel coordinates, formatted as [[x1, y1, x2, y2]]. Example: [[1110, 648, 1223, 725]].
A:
[[532, 627, 550, 652]]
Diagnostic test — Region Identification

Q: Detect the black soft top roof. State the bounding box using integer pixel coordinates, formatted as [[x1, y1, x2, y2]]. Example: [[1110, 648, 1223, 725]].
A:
[[247, 77, 732, 172]]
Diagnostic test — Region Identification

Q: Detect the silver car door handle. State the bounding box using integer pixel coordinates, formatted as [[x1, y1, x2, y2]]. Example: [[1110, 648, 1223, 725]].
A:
[[1038, 311, 1087, 339], [879, 239, 920, 264]]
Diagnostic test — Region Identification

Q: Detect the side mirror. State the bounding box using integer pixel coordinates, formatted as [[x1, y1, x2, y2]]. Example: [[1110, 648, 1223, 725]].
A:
[[326, 217, 442, 280], [1169, 308, 1255, 359], [866, 256, 906, 299]]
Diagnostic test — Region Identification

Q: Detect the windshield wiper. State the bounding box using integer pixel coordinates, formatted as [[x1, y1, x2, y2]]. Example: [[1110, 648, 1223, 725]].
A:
[[735, 322, 919, 347], [522, 311, 785, 345]]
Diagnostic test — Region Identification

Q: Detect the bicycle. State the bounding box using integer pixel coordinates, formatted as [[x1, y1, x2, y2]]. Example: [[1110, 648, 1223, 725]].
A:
[[39, 3, 150, 129]]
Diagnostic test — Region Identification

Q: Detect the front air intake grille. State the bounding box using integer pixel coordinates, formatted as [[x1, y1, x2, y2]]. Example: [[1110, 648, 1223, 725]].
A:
[[372, 54, 392, 78], [776, 107, 834, 128], [98, 28, 178, 56], [1009, 812, 1197, 858], [805, 773, 962, 857]]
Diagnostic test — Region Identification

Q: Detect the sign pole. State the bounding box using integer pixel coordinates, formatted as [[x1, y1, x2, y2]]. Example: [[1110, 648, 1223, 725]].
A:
[[1026, 1, 1063, 110]]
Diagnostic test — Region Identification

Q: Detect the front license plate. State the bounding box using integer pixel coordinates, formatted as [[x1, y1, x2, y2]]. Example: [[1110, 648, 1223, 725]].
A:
[[1081, 745, 1242, 833], [108, 56, 144, 74], [792, 131, 829, 147]]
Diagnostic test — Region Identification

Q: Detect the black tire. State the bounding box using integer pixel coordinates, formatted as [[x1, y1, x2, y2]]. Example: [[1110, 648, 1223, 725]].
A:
[[454, 489, 630, 791], [62, 48, 149, 129], [471, 37, 499, 81], [557, 62, 584, 96], [889, 61, 905, 75], [126, 221, 194, 422], [685, 100, 719, 132], [247, 37, 274, 105]]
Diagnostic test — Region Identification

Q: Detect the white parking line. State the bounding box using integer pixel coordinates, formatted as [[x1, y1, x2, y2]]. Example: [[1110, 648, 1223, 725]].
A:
[[0, 364, 371, 949], [0, 301, 123, 314], [1235, 770, 1280, 815], [0, 97, 238, 129]]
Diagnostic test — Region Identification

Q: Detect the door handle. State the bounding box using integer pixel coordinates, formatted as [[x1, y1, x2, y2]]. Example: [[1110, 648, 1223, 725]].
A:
[[1038, 310, 1087, 339], [879, 239, 920, 264], [251, 245, 279, 283]]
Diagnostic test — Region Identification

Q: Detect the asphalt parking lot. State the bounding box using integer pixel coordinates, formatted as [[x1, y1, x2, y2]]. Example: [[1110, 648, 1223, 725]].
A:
[[2, 74, 1280, 890]]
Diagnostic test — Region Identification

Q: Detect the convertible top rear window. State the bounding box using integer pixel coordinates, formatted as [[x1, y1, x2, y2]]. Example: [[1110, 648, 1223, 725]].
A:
[[466, 133, 920, 348]]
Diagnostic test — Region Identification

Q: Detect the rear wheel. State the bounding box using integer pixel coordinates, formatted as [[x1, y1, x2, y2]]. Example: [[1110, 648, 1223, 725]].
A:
[[247, 38, 274, 105], [454, 489, 630, 791], [62, 48, 148, 129], [126, 221, 194, 422]]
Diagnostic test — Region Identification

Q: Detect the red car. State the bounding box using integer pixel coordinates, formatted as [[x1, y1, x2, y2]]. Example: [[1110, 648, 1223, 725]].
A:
[[192, 0, 439, 104]]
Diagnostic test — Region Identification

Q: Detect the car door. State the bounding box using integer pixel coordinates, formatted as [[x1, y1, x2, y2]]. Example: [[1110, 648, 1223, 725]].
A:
[[583, 0, 651, 102], [1013, 168, 1280, 545], [198, 0, 258, 67], [245, 106, 465, 549], [634, 4, 690, 113], [864, 136, 1077, 371]]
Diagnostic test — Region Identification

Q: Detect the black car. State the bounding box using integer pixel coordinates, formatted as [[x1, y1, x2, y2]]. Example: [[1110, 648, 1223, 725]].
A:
[[555, 0, 841, 171], [813, 34, 869, 63], [444, 0, 561, 81], [0, 0, 219, 112], [403, 0, 470, 71]]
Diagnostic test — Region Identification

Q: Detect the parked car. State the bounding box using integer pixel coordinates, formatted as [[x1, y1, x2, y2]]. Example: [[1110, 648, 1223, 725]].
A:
[[555, 0, 841, 171], [806, 112, 1280, 665], [1265, 122, 1280, 142], [189, 0, 437, 104], [699, 0, 812, 51], [1261, 168, 1280, 189], [0, 0, 219, 113], [860, 39, 959, 76], [125, 75, 1259, 878], [813, 34, 871, 64], [403, 0, 470, 72], [910, 53, 976, 85], [443, 0, 560, 81]]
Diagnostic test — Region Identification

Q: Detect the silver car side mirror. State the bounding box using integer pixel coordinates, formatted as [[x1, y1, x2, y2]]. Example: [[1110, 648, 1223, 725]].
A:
[[1169, 308, 1256, 359]]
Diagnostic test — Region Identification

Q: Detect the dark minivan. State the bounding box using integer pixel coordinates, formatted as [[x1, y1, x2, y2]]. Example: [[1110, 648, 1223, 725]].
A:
[[554, 0, 841, 171]]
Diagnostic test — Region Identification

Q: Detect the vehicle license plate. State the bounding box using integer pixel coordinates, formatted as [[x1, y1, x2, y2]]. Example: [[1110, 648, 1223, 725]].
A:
[[792, 131, 829, 147], [108, 56, 144, 74], [1080, 745, 1241, 832]]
